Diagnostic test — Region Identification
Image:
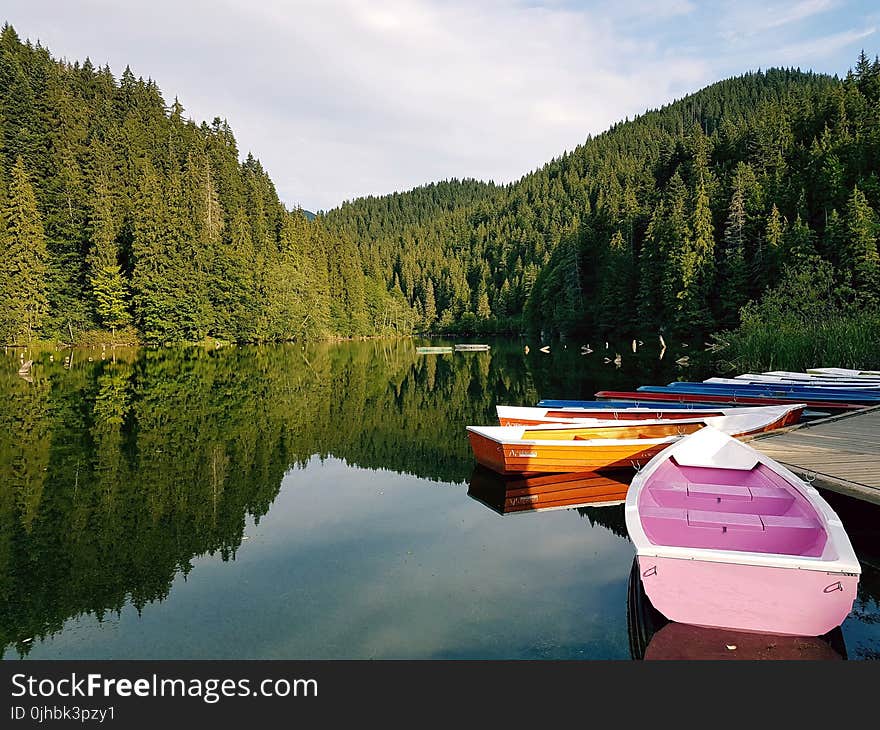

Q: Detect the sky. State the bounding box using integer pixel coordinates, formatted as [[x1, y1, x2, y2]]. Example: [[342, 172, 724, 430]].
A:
[[2, 0, 878, 212]]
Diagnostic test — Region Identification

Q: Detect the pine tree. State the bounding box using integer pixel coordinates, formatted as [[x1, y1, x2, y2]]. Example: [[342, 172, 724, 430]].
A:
[[784, 215, 817, 264], [823, 208, 847, 268], [497, 278, 510, 319], [598, 230, 633, 333], [475, 278, 491, 320], [130, 161, 179, 342], [676, 173, 715, 333], [87, 174, 129, 334], [720, 184, 748, 328], [636, 202, 668, 329], [0, 157, 49, 342], [423, 279, 437, 328], [844, 186, 879, 305], [758, 204, 785, 291]]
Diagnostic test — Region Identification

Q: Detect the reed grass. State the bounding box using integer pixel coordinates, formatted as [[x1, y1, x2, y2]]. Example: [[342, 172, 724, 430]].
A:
[[713, 311, 880, 372], [710, 259, 880, 372]]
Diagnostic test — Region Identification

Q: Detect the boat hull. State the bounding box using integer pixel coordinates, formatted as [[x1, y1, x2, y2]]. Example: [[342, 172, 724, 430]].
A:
[[596, 389, 861, 410], [467, 431, 667, 474], [498, 405, 802, 430], [637, 555, 858, 636], [660, 381, 880, 402]]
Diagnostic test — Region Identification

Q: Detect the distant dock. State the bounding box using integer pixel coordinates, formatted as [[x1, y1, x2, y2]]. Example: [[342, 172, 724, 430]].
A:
[[454, 344, 490, 352], [416, 344, 490, 354], [746, 405, 880, 506]]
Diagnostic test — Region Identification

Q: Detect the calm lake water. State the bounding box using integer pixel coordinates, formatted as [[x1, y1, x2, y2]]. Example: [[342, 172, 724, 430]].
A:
[[2, 338, 879, 659]]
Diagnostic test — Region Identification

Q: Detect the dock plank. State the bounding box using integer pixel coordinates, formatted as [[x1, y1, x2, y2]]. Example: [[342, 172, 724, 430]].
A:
[[748, 405, 880, 505]]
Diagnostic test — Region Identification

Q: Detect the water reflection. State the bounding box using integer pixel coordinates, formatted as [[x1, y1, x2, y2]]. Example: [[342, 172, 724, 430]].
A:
[[821, 492, 880, 660], [467, 468, 631, 515], [1, 339, 879, 658], [2, 338, 663, 657]]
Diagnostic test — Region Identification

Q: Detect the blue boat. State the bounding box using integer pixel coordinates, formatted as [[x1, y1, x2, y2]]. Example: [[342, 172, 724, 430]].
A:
[[660, 381, 880, 400], [638, 384, 880, 404], [537, 399, 719, 410], [538, 397, 830, 418]]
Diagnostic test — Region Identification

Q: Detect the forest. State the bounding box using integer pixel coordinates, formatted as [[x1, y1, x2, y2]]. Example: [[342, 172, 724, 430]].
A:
[[325, 54, 880, 345], [0, 20, 878, 349], [0, 23, 415, 345]]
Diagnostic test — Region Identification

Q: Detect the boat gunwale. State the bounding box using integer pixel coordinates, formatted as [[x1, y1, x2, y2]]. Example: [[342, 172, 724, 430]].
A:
[[624, 428, 861, 575], [467, 426, 684, 448], [468, 406, 800, 446]]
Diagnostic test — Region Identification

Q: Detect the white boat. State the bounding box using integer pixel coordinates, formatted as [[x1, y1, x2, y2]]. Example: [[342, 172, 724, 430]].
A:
[[765, 370, 880, 383], [625, 427, 860, 635], [808, 367, 880, 378], [711, 375, 880, 389], [496, 404, 805, 428]]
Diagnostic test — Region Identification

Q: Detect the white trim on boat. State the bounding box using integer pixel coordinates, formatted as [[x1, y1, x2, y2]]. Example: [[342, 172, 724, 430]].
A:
[[624, 427, 861, 575], [477, 405, 801, 444]]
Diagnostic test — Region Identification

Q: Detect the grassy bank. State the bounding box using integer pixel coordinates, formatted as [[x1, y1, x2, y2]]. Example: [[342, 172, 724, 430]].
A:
[[713, 311, 880, 372], [710, 261, 880, 373]]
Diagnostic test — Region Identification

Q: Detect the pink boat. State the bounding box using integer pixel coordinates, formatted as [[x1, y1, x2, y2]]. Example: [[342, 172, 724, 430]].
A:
[[625, 427, 861, 636]]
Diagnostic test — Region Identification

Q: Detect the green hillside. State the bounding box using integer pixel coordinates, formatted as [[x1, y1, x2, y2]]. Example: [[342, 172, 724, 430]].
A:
[[1, 17, 877, 346], [324, 56, 880, 341], [0, 23, 415, 345]]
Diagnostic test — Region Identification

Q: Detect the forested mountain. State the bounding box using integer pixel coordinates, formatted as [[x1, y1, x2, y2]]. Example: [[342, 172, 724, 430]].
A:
[[325, 54, 880, 340], [0, 23, 415, 345], [1, 18, 877, 345]]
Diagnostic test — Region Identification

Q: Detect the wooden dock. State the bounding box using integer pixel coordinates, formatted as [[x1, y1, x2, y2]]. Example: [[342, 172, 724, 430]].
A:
[[746, 405, 880, 506]]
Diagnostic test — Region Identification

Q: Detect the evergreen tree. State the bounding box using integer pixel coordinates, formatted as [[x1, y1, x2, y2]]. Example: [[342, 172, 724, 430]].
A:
[[784, 214, 817, 264], [423, 279, 437, 328], [0, 157, 48, 342], [87, 174, 129, 333], [844, 186, 879, 305], [598, 230, 634, 333], [757, 204, 785, 291], [475, 278, 491, 320], [720, 184, 748, 328], [676, 173, 715, 333], [130, 162, 182, 342], [823, 208, 847, 268]]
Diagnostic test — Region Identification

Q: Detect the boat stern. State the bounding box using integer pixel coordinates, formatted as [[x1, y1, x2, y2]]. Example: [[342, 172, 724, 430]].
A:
[[637, 555, 859, 636]]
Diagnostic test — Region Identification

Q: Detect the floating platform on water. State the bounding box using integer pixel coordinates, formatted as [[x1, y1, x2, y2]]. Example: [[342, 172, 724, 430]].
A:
[[746, 405, 880, 506], [454, 344, 491, 352], [416, 346, 453, 354]]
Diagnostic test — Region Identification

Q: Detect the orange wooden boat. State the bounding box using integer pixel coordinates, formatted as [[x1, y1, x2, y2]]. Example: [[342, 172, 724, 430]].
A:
[[468, 426, 679, 475], [467, 406, 802, 475], [467, 468, 631, 514]]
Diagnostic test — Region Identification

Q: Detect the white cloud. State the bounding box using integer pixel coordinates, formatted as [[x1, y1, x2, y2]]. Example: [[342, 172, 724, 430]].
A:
[[758, 0, 838, 32], [774, 25, 877, 63], [2, 0, 711, 210], [0, 1, 870, 211]]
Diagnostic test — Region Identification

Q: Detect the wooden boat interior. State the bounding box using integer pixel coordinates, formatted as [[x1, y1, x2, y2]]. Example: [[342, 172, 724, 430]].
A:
[[637, 458, 828, 557], [523, 422, 705, 441]]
